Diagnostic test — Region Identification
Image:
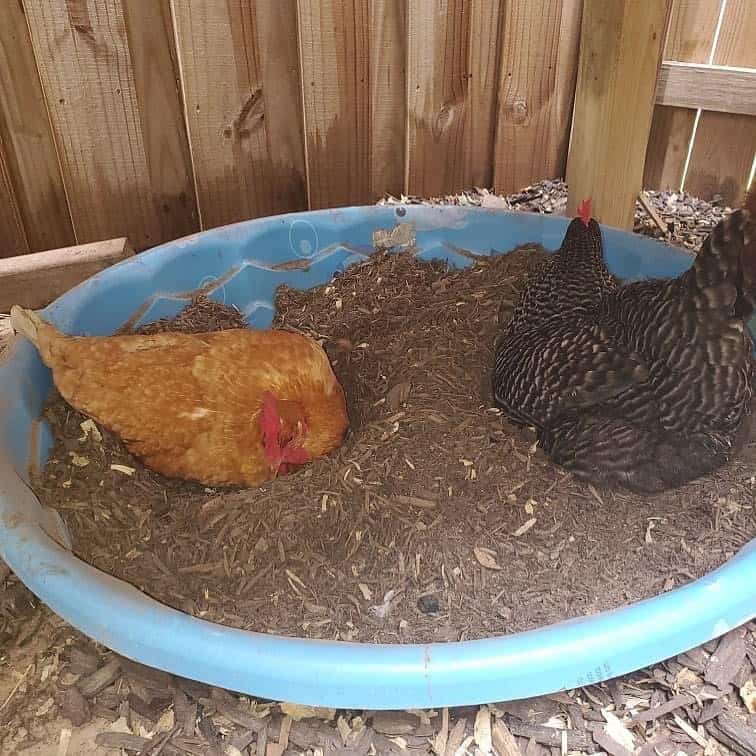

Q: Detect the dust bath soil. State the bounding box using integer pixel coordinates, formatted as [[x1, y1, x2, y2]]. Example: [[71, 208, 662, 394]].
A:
[[32, 248, 756, 644]]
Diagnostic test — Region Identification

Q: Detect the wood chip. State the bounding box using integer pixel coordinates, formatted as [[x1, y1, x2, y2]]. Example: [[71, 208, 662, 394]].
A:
[[395, 495, 437, 509], [638, 190, 668, 235], [444, 718, 467, 756], [491, 719, 523, 756], [280, 702, 335, 721], [632, 693, 695, 723], [705, 630, 747, 690], [705, 712, 756, 756], [94, 732, 150, 751], [740, 678, 756, 713], [501, 716, 592, 750], [77, 658, 121, 698], [473, 547, 502, 570], [60, 685, 91, 728], [474, 706, 492, 754], [513, 518, 537, 537]]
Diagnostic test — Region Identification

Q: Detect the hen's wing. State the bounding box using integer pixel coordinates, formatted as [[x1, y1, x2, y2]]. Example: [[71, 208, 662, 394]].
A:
[[540, 410, 749, 493], [492, 318, 648, 429]]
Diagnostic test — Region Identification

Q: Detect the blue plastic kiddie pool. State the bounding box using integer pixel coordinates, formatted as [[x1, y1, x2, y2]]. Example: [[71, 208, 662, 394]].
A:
[[1, 205, 754, 709]]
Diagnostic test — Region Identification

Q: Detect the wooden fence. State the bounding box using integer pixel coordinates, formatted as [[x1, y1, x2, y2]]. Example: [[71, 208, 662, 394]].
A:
[[0, 0, 753, 258]]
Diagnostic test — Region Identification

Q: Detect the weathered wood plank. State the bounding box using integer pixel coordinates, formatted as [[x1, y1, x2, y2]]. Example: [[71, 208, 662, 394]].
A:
[[173, 0, 307, 226], [23, 0, 192, 250], [406, 0, 472, 196], [299, 0, 368, 208], [465, 0, 505, 190], [713, 0, 756, 67], [493, 0, 582, 194], [567, 0, 671, 229], [0, 0, 73, 252], [685, 111, 756, 204], [368, 0, 407, 199], [685, 0, 756, 204], [643, 0, 721, 190], [644, 105, 697, 190], [0, 237, 134, 310], [655, 63, 756, 116], [121, 1, 198, 239], [663, 0, 721, 62], [0, 140, 29, 257]]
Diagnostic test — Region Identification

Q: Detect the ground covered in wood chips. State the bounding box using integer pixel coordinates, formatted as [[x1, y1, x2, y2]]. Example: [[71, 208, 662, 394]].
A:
[[30, 244, 756, 644], [1, 596, 755, 755]]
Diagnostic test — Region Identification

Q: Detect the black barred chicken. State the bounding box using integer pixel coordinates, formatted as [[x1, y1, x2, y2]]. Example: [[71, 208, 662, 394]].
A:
[[493, 188, 756, 493]]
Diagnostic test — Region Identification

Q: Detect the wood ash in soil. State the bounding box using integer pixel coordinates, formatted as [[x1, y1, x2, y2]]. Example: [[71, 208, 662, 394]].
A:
[[31, 248, 756, 645]]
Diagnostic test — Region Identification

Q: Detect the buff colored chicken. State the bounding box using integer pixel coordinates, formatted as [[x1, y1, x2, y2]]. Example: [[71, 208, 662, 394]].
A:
[[10, 308, 349, 487]]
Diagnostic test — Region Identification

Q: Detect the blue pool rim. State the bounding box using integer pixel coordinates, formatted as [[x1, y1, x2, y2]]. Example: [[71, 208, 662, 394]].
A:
[[1, 204, 754, 709]]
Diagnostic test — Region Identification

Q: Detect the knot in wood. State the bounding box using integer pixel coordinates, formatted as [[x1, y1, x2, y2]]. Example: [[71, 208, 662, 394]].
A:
[[511, 99, 528, 124], [432, 103, 456, 141]]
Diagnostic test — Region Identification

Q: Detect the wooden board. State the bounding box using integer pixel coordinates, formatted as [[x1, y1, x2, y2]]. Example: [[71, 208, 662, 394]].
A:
[[0, 0, 74, 253], [368, 0, 407, 199], [0, 140, 29, 257], [685, 111, 756, 204], [655, 63, 756, 116], [298, 0, 405, 208], [663, 0, 721, 62], [566, 0, 671, 229], [23, 0, 195, 250], [406, 0, 472, 197], [493, 0, 582, 195], [0, 237, 134, 310], [121, 1, 198, 240], [464, 0, 505, 191], [685, 0, 755, 204], [644, 106, 696, 190], [643, 0, 721, 190], [173, 1, 307, 226]]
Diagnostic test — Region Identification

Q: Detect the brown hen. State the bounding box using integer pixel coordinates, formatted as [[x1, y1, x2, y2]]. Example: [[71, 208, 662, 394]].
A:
[[10, 308, 349, 487]]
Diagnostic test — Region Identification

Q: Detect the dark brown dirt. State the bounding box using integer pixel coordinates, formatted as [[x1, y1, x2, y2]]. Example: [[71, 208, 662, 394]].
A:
[[31, 250, 756, 644]]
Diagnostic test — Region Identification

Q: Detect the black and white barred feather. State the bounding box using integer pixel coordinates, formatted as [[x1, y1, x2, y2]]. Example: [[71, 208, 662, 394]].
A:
[[492, 196, 755, 493]]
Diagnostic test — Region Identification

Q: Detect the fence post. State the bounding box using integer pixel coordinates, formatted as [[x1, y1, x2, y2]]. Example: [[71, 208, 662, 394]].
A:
[[566, 0, 671, 230]]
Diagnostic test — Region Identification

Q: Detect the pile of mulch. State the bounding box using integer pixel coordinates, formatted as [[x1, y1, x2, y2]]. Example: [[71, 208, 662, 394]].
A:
[[377, 180, 734, 252], [30, 242, 755, 644], [1, 608, 754, 755]]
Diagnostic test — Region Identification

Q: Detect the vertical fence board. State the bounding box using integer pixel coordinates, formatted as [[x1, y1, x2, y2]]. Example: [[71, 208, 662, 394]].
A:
[[684, 0, 755, 203], [0, 141, 29, 257], [122, 1, 198, 240], [711, 0, 756, 65], [493, 0, 582, 195], [643, 0, 721, 190], [644, 106, 697, 189], [663, 0, 721, 61], [407, 0, 512, 196], [685, 112, 756, 203], [464, 0, 504, 190], [0, 1, 74, 253], [23, 0, 187, 250], [173, 1, 307, 228], [567, 0, 670, 229], [368, 0, 407, 199], [406, 0, 472, 196], [298, 0, 370, 209]]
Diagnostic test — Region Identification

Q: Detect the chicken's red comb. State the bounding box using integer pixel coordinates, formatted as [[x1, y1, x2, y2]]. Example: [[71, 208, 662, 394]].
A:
[[577, 198, 592, 226]]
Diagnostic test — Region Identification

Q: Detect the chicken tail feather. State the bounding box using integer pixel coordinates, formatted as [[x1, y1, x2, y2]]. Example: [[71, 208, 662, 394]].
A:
[[10, 306, 59, 363]]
